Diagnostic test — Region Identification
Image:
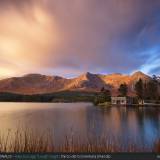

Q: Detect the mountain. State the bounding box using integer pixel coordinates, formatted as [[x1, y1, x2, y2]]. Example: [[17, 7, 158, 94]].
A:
[[0, 71, 151, 95]]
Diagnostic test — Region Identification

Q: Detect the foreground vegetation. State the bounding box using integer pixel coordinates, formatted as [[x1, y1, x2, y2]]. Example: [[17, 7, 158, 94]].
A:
[[0, 129, 159, 153]]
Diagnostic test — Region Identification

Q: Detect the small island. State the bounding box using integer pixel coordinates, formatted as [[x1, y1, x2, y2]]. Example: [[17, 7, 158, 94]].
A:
[[94, 75, 160, 107]]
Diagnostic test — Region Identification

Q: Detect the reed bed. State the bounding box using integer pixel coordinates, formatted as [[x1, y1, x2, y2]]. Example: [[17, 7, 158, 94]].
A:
[[0, 129, 159, 153]]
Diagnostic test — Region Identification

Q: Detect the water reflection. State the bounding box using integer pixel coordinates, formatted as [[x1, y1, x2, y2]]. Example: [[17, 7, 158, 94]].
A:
[[0, 103, 159, 150]]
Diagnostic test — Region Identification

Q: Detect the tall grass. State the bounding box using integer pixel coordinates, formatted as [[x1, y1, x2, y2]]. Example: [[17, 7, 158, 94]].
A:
[[0, 129, 159, 153]]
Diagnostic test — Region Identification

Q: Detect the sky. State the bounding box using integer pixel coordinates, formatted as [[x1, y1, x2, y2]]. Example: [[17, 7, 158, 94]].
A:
[[0, 0, 160, 79]]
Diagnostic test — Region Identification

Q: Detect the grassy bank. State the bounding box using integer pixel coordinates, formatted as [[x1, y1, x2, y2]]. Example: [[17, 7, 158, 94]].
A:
[[0, 129, 159, 153]]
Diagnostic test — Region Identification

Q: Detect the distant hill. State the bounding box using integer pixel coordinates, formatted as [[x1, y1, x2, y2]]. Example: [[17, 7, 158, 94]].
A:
[[0, 71, 151, 95]]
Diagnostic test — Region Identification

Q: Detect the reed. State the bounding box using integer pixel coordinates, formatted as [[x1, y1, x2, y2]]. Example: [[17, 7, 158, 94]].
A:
[[154, 140, 160, 152], [0, 129, 159, 153]]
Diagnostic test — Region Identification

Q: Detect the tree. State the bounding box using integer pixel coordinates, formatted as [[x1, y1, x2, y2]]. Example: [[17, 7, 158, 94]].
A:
[[137, 75, 160, 101], [100, 87, 105, 92], [118, 83, 128, 96], [152, 75, 158, 82], [100, 88, 111, 102], [143, 81, 149, 99], [103, 89, 111, 101], [147, 80, 158, 100], [94, 88, 111, 105], [145, 75, 159, 100], [135, 79, 144, 103], [152, 75, 160, 86]]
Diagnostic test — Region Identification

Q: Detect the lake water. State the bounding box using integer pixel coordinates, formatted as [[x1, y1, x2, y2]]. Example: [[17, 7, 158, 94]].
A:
[[0, 102, 160, 151]]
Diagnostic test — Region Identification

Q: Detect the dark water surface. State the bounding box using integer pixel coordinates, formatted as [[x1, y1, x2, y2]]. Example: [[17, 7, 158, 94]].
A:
[[0, 102, 159, 150]]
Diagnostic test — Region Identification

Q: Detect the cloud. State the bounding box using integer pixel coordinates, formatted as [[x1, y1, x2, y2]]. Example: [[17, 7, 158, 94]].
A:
[[139, 48, 160, 74], [0, 0, 160, 78], [0, 1, 61, 78]]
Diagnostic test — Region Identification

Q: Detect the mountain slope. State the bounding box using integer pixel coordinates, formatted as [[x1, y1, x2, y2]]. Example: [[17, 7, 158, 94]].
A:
[[0, 71, 151, 95]]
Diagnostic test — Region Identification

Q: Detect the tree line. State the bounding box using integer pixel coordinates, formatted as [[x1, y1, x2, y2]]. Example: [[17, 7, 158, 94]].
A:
[[135, 75, 160, 103]]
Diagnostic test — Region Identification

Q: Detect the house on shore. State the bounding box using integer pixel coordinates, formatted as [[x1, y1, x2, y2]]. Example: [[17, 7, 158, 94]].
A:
[[111, 96, 134, 105]]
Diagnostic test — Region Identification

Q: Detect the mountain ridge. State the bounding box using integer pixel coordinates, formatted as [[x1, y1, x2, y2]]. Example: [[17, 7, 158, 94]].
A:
[[0, 71, 151, 95]]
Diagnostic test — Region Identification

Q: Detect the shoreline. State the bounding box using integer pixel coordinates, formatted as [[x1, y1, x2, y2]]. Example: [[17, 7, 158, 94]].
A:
[[0, 101, 160, 107]]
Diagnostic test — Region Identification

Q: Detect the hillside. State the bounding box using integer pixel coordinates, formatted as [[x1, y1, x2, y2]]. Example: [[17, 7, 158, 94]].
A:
[[0, 71, 151, 95]]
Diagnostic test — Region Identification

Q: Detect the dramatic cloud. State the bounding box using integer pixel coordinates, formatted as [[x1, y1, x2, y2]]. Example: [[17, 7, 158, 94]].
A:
[[0, 0, 160, 78]]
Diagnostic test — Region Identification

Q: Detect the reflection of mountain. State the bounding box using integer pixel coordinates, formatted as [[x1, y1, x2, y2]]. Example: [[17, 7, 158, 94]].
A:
[[0, 71, 151, 95]]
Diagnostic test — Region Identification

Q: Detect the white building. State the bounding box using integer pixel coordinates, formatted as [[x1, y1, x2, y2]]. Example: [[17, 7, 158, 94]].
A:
[[111, 97, 133, 105]]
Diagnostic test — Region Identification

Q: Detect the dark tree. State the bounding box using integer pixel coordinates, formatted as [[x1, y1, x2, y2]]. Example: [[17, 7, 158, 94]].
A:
[[152, 75, 160, 85], [105, 89, 111, 101], [135, 79, 144, 100], [118, 83, 128, 96], [152, 75, 158, 82], [147, 80, 158, 100], [100, 87, 105, 92], [94, 88, 111, 105], [143, 81, 149, 99], [101, 88, 111, 102]]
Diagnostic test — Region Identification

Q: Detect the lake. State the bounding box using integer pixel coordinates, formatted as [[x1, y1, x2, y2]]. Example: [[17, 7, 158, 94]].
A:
[[0, 102, 160, 152]]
